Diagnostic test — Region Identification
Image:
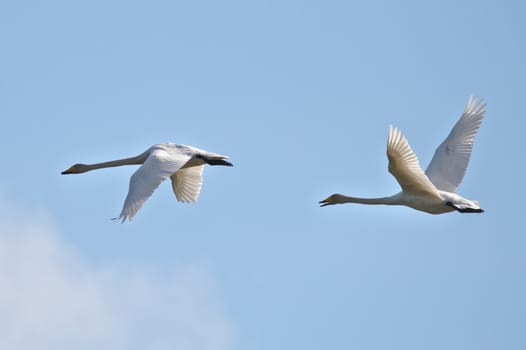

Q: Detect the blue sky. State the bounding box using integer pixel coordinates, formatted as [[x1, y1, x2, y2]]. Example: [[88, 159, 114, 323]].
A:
[[1, 0, 525, 349]]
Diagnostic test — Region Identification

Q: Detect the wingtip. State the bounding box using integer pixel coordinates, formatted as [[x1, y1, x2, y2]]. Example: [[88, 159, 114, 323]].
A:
[[388, 125, 402, 138], [111, 215, 129, 224], [465, 95, 486, 115]]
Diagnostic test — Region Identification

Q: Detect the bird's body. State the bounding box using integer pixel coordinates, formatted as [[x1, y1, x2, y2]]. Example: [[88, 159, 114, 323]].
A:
[[62, 143, 232, 222], [319, 96, 485, 214]]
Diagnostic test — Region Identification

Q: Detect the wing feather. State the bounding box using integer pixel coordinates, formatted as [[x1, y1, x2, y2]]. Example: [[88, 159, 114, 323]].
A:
[[387, 126, 441, 198], [170, 165, 205, 203], [117, 146, 192, 222], [425, 96, 485, 192]]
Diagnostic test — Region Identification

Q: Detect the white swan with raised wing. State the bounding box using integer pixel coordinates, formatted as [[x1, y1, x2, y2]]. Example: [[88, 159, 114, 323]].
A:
[[319, 96, 485, 214]]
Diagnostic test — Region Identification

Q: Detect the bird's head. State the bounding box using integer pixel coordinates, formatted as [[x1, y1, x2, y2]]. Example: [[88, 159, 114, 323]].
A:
[[318, 194, 345, 207], [61, 163, 90, 174]]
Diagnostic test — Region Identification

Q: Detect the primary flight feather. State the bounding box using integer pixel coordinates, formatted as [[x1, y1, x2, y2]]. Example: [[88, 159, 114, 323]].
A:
[[62, 143, 233, 222], [319, 96, 485, 214]]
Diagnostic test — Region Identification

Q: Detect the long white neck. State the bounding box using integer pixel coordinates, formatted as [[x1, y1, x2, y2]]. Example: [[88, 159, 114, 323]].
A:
[[83, 155, 146, 171], [328, 194, 399, 205], [65, 150, 151, 174]]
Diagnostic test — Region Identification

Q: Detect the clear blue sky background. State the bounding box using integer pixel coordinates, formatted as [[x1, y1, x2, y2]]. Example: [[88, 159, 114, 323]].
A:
[[1, 0, 525, 349]]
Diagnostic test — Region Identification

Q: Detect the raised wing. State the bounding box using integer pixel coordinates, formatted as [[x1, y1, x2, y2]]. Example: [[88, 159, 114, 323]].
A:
[[117, 146, 192, 223], [425, 96, 485, 192], [170, 164, 205, 203], [387, 126, 441, 198]]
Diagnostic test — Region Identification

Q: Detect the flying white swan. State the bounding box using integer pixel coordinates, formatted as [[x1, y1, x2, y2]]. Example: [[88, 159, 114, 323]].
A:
[[319, 96, 485, 214], [62, 143, 233, 222]]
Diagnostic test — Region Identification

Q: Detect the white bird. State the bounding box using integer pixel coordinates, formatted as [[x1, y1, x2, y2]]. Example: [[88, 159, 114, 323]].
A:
[[62, 143, 233, 222], [319, 96, 485, 214]]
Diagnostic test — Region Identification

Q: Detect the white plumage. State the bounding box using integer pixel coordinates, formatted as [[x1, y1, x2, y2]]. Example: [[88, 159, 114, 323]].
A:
[[320, 96, 485, 214], [62, 143, 232, 222], [425, 96, 485, 192]]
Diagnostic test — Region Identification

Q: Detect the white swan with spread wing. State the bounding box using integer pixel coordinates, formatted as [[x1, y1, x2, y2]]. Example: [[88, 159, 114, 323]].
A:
[[319, 96, 485, 214], [62, 143, 233, 222]]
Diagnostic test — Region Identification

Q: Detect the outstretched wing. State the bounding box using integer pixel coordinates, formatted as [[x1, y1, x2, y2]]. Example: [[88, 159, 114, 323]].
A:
[[425, 96, 485, 192], [170, 164, 205, 203], [387, 126, 441, 198], [117, 146, 192, 223]]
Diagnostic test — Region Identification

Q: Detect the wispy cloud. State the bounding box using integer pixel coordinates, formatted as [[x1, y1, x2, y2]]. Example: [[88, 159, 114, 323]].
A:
[[0, 196, 235, 350]]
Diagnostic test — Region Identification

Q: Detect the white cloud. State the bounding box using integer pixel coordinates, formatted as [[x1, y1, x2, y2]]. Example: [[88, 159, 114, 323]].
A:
[[0, 197, 235, 350]]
